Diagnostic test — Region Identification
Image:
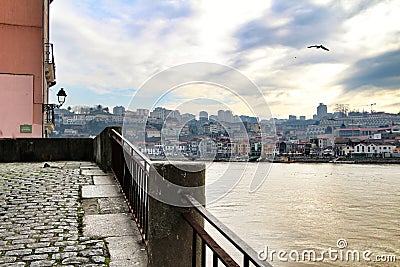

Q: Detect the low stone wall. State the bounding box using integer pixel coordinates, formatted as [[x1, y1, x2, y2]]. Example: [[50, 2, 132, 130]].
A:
[[0, 138, 93, 162], [93, 126, 121, 172]]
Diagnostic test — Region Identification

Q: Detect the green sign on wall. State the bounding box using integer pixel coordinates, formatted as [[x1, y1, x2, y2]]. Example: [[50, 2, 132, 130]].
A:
[[20, 124, 32, 133]]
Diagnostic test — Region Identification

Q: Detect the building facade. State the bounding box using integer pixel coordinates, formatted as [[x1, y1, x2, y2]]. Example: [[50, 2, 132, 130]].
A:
[[316, 103, 328, 120], [0, 0, 55, 138]]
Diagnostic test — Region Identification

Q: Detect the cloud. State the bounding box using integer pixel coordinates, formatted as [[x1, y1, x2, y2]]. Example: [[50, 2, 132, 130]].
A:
[[51, 1, 195, 86], [340, 50, 400, 91], [124, 62, 273, 119], [49, 0, 400, 117], [234, 0, 344, 51], [340, 1, 400, 57], [333, 87, 400, 115]]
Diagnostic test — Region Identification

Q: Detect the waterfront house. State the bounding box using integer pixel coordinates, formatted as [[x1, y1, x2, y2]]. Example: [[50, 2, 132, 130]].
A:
[[353, 143, 396, 157], [353, 143, 368, 156], [377, 144, 396, 157]]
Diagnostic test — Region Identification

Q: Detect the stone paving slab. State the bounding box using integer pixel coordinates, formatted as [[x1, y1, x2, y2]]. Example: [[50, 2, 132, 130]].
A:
[[81, 199, 99, 215], [98, 197, 129, 214], [81, 185, 120, 198], [82, 197, 130, 215], [81, 170, 108, 176], [106, 236, 147, 266], [80, 166, 99, 170], [93, 176, 114, 185], [83, 214, 136, 238]]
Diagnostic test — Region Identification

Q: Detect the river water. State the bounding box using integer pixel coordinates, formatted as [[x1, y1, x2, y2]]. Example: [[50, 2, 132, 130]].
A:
[[204, 162, 400, 266]]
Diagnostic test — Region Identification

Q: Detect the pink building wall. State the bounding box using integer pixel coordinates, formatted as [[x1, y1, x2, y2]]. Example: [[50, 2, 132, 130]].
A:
[[0, 74, 42, 137], [0, 0, 46, 138]]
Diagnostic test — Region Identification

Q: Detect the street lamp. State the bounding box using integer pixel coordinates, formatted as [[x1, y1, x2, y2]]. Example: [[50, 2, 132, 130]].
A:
[[43, 88, 67, 124], [56, 88, 67, 106]]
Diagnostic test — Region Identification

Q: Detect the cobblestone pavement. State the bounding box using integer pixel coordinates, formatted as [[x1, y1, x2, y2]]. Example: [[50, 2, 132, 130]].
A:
[[0, 162, 109, 267]]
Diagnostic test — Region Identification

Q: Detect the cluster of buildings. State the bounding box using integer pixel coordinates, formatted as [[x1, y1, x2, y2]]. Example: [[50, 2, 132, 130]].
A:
[[275, 103, 400, 159], [51, 105, 125, 137], [52, 102, 400, 160], [123, 107, 267, 161], [51, 102, 400, 160]]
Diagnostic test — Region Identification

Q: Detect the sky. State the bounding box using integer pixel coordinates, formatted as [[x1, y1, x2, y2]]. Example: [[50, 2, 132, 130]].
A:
[[49, 0, 400, 119]]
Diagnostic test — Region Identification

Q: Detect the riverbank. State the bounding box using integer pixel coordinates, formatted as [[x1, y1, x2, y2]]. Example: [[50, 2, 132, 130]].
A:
[[151, 157, 400, 164], [269, 157, 400, 164]]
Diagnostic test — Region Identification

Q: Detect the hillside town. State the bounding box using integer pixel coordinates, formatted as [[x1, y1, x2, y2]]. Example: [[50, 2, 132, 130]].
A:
[[52, 103, 400, 162]]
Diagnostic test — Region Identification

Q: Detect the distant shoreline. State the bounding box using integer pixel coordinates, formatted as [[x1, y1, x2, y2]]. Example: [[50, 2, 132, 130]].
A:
[[150, 157, 400, 164], [271, 158, 400, 164]]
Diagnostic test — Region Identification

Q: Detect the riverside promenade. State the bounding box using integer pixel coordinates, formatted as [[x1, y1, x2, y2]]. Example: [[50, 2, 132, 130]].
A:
[[0, 161, 147, 266], [0, 127, 266, 267]]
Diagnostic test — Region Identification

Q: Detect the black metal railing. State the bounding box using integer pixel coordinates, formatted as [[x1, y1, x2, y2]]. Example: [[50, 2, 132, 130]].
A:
[[184, 195, 272, 267], [109, 129, 272, 267], [110, 129, 149, 243], [43, 104, 56, 124]]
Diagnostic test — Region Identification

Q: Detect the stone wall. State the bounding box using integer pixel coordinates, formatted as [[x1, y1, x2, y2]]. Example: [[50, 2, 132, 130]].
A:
[[93, 126, 121, 172], [0, 138, 93, 162]]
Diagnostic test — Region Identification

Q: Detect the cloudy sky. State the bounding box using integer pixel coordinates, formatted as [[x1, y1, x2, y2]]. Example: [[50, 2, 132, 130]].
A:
[[50, 0, 400, 119]]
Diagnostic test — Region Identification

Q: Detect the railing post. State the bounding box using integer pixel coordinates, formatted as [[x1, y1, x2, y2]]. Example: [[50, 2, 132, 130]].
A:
[[147, 163, 205, 267]]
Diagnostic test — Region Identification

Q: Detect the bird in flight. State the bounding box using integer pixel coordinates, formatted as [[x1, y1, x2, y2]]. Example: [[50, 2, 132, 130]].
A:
[[307, 45, 329, 51]]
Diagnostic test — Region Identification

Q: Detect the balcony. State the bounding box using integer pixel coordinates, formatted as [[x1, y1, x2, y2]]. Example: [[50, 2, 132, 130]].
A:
[[44, 43, 56, 86], [42, 88, 67, 137], [43, 104, 56, 136]]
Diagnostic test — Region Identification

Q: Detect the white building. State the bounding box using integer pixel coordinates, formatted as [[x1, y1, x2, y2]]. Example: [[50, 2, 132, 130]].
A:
[[353, 143, 396, 156]]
